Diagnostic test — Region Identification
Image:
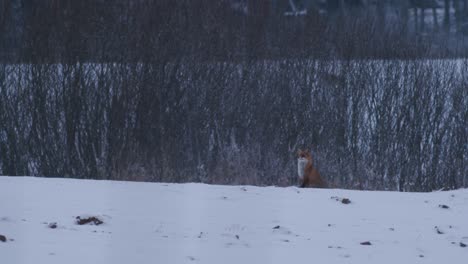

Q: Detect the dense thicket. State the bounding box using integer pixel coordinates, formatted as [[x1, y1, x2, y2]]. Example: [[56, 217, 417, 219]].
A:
[[0, 60, 466, 191], [0, 1, 466, 191]]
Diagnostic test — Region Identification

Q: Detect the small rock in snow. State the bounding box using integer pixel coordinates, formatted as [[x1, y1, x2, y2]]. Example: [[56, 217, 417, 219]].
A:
[[341, 198, 351, 204], [0, 235, 7, 242], [273, 225, 281, 229], [460, 242, 467, 248], [439, 204, 450, 209], [48, 222, 57, 229], [360, 241, 372, 246], [434, 226, 444, 234], [331, 196, 351, 204], [235, 235, 239, 240], [419, 254, 424, 258]]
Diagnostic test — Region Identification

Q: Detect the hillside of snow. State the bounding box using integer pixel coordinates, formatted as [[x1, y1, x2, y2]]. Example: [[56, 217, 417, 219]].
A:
[[1, 176, 467, 264]]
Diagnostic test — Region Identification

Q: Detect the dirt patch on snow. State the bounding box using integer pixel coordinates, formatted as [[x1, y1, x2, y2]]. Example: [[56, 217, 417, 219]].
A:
[[76, 216, 104, 226]]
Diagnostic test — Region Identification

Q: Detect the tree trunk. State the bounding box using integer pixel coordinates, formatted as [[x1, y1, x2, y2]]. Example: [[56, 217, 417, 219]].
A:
[[454, 0, 461, 31], [400, 0, 409, 34], [414, 7, 419, 32], [421, 7, 425, 32], [444, 0, 451, 32]]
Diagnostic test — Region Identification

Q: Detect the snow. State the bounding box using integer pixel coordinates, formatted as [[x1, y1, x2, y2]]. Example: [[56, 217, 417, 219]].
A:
[[1, 176, 467, 264]]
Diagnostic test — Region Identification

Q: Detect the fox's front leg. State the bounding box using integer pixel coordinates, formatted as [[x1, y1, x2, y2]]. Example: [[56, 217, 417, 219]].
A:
[[299, 178, 308, 188]]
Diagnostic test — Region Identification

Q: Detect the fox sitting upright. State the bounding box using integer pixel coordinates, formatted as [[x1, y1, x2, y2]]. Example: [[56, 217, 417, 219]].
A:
[[297, 149, 326, 188]]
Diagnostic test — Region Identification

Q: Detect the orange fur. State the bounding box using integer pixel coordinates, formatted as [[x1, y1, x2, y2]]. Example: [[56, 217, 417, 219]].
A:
[[297, 149, 326, 188]]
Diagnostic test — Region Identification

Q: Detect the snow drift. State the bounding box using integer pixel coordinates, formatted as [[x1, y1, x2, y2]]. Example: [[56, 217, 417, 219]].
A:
[[1, 176, 467, 264]]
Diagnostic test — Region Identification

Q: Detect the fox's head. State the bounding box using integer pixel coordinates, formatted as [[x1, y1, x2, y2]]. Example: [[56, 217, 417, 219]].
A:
[[297, 149, 312, 160]]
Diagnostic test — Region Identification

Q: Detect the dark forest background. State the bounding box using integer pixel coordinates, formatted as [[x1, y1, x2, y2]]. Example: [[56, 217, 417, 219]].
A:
[[0, 0, 467, 191]]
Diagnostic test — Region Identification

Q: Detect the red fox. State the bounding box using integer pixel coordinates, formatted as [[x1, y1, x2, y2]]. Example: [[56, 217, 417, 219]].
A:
[[297, 149, 326, 188]]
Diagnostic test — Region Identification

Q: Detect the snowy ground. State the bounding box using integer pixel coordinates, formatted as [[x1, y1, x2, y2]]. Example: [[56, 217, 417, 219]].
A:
[[1, 176, 467, 264]]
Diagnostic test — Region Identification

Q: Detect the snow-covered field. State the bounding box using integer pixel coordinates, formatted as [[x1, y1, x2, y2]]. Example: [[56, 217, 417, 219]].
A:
[[1, 176, 467, 264]]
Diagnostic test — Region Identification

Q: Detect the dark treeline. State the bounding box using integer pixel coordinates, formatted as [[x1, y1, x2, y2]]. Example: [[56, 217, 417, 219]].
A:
[[0, 1, 467, 191], [1, 0, 468, 62], [0, 60, 466, 191]]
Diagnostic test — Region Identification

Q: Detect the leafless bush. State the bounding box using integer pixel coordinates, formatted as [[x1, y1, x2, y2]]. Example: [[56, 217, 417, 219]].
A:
[[1, 59, 466, 191]]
